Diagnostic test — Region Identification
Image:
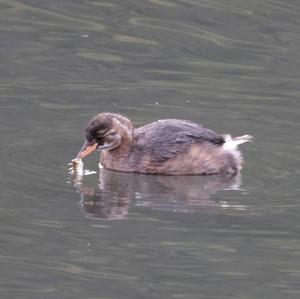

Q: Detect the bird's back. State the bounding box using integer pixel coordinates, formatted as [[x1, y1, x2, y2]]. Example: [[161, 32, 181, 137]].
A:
[[130, 120, 230, 174], [134, 119, 224, 161]]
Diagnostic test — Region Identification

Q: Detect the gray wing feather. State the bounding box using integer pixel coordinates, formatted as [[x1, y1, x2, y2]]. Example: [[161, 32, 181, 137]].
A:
[[135, 120, 224, 162]]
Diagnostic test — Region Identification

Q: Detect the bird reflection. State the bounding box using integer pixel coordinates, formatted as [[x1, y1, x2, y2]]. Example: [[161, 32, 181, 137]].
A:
[[72, 169, 242, 220]]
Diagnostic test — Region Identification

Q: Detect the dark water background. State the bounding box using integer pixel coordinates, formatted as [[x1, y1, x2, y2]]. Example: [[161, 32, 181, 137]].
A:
[[1, 0, 300, 298]]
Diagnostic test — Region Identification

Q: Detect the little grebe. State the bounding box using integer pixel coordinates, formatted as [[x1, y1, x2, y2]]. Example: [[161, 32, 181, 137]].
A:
[[75, 113, 253, 175]]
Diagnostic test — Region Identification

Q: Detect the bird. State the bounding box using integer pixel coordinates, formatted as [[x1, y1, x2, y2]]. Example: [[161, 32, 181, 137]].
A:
[[75, 112, 253, 175]]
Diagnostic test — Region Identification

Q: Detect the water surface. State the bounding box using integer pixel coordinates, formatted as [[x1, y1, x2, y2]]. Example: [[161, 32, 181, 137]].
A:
[[1, 0, 300, 298]]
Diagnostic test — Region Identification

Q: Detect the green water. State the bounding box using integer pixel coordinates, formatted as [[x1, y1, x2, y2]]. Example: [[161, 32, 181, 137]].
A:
[[1, 0, 300, 298]]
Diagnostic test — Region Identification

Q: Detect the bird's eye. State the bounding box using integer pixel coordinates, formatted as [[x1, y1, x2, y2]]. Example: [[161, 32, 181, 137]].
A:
[[108, 131, 117, 136]]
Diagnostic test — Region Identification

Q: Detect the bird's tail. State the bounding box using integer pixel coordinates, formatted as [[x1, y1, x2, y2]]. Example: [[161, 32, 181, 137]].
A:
[[222, 134, 254, 151]]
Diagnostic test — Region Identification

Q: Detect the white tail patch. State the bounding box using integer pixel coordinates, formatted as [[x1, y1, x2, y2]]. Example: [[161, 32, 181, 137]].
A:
[[222, 134, 254, 151]]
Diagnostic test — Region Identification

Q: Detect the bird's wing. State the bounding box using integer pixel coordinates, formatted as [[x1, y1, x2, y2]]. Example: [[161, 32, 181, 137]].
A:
[[134, 120, 224, 162]]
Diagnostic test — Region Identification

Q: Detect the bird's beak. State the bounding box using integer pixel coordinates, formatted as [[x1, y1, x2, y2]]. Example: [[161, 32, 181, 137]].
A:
[[76, 140, 98, 159]]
